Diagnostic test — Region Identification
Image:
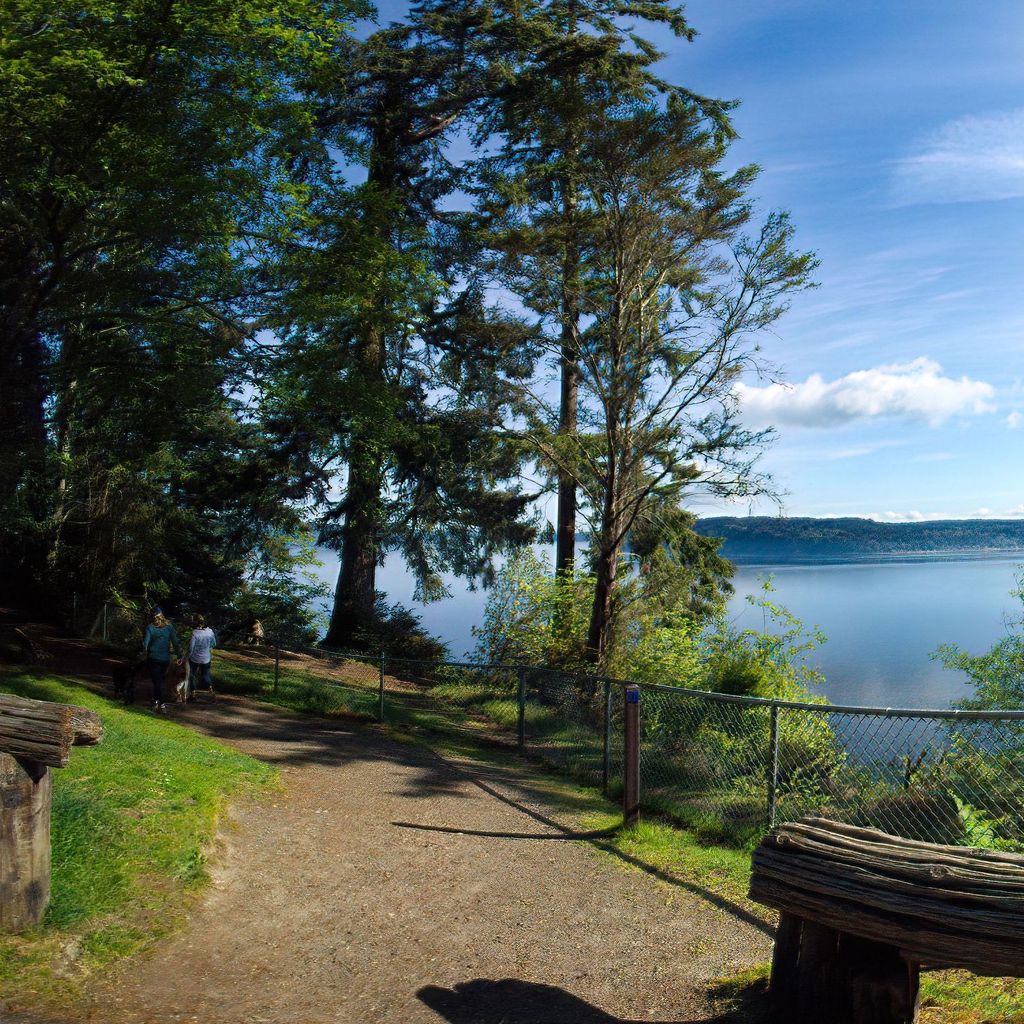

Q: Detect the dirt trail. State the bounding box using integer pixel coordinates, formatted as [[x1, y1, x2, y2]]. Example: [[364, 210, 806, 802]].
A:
[[77, 698, 770, 1023], [4, 617, 771, 1023]]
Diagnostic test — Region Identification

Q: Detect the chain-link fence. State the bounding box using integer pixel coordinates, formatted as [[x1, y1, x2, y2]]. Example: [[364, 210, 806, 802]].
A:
[[180, 638, 1024, 852], [609, 684, 1024, 851]]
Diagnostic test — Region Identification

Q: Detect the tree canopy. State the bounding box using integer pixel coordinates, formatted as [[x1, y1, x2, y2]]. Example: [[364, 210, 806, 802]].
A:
[[1, 0, 813, 663]]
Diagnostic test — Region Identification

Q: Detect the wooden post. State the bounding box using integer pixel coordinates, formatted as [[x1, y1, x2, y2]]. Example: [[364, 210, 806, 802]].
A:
[[0, 693, 102, 932], [623, 684, 640, 827], [767, 702, 780, 828], [274, 644, 280, 695], [602, 679, 612, 795], [796, 921, 841, 1023], [835, 934, 920, 1024], [769, 911, 802, 1019], [517, 667, 527, 749], [0, 754, 52, 931]]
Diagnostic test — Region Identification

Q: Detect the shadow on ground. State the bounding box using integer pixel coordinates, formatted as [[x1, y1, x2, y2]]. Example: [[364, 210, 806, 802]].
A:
[[396, 772, 774, 940], [417, 978, 769, 1024]]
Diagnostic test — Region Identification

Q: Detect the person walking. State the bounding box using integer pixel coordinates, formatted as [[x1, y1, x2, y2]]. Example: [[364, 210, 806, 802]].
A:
[[143, 608, 182, 712], [185, 613, 217, 701]]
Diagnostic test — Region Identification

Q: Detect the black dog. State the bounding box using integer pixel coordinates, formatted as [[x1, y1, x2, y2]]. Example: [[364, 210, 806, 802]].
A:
[[110, 660, 141, 704]]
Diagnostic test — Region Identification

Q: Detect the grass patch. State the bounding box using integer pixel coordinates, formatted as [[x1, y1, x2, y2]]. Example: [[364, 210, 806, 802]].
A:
[[0, 667, 276, 1010], [214, 649, 379, 719], [919, 973, 1024, 1023]]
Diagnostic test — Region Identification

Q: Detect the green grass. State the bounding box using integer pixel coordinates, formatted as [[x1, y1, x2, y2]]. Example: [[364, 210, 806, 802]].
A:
[[214, 649, 380, 718], [0, 667, 276, 1009]]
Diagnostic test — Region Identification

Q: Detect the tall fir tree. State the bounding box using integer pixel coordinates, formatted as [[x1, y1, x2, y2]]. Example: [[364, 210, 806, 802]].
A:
[[295, 3, 538, 647], [475, 0, 730, 580]]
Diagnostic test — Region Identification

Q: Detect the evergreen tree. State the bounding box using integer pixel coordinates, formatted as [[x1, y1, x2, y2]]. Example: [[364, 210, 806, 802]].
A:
[[476, 0, 730, 578], [0, 0, 363, 615], [293, 3, 538, 647], [555, 101, 815, 664]]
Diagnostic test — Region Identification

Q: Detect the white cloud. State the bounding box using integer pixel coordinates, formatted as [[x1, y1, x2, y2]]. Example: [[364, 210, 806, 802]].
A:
[[873, 506, 1024, 523], [737, 358, 995, 429], [892, 108, 1024, 205], [1006, 411, 1024, 429]]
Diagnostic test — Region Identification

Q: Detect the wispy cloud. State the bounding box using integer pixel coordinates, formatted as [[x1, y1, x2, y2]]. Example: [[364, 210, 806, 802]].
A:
[[892, 108, 1024, 205], [737, 358, 995, 429], [1006, 411, 1024, 429], [874, 506, 1024, 523]]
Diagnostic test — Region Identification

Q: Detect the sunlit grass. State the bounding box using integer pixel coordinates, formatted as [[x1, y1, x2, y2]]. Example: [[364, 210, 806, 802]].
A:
[[0, 668, 276, 1008]]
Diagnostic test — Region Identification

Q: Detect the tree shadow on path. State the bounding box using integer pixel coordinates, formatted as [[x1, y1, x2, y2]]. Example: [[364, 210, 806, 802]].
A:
[[417, 978, 768, 1024], [396, 772, 774, 940]]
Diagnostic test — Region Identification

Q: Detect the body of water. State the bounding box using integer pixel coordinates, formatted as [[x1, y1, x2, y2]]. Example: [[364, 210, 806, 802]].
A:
[[311, 549, 1024, 709]]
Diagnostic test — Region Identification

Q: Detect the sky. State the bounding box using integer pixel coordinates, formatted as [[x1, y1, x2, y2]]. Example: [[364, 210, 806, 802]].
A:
[[372, 0, 1024, 522]]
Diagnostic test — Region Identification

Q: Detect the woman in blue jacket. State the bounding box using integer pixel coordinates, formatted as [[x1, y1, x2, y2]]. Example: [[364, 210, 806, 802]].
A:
[[143, 608, 182, 711]]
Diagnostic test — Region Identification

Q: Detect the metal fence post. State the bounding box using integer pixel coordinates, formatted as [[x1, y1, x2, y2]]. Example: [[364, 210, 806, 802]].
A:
[[768, 702, 780, 829], [378, 652, 386, 722], [517, 666, 527, 749], [624, 684, 640, 827], [274, 643, 280, 695], [102, 602, 108, 642], [602, 679, 612, 795]]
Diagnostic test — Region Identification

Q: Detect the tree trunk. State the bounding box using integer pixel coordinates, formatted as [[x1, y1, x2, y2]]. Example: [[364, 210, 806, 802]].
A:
[[0, 318, 50, 606], [586, 539, 619, 665], [554, 186, 579, 579], [325, 116, 395, 648], [325, 433, 382, 647]]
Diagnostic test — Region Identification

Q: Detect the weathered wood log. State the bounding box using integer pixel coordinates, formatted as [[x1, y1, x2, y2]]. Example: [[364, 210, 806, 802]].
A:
[[0, 694, 102, 932], [0, 692, 103, 767], [0, 753, 52, 931], [751, 818, 1024, 976], [753, 819, 1024, 1022]]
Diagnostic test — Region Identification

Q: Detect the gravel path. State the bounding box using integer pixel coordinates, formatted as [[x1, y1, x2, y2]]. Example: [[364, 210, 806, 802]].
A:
[[71, 696, 770, 1024]]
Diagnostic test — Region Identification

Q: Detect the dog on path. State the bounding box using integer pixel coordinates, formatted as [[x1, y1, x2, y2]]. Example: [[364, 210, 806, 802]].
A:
[[110, 659, 142, 704]]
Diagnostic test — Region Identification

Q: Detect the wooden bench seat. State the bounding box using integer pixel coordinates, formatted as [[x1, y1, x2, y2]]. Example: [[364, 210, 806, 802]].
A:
[[750, 817, 1024, 1023]]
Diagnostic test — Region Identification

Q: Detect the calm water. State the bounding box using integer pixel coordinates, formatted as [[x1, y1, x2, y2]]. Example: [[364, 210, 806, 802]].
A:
[[311, 550, 1024, 709]]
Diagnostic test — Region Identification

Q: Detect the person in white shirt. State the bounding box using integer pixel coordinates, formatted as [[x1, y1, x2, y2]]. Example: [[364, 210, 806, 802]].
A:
[[185, 614, 217, 701]]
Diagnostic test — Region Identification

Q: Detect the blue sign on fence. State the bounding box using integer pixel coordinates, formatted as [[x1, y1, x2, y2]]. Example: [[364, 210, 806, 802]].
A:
[[627, 689, 640, 704]]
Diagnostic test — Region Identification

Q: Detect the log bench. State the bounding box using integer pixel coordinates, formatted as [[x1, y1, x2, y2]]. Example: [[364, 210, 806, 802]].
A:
[[1, 692, 103, 931], [750, 817, 1024, 1024]]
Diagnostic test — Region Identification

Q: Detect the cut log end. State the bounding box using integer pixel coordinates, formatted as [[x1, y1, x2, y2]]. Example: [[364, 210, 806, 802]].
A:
[[0, 693, 103, 767]]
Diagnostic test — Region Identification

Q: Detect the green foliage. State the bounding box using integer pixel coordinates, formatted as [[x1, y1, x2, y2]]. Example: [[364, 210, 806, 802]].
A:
[[351, 595, 449, 662], [702, 578, 827, 700], [472, 548, 595, 669], [936, 635, 1024, 712], [0, 0, 368, 626]]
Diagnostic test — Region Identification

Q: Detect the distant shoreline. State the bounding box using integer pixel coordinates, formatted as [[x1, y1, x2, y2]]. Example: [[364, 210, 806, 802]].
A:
[[696, 516, 1024, 567], [730, 548, 1024, 569]]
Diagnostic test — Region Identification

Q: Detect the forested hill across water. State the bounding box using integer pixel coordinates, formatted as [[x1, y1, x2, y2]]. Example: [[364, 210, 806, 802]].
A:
[[694, 517, 1024, 564]]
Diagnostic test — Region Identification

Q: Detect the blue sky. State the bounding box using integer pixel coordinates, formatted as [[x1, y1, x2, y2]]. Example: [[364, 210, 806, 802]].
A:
[[372, 0, 1024, 522], [655, 0, 1024, 521]]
